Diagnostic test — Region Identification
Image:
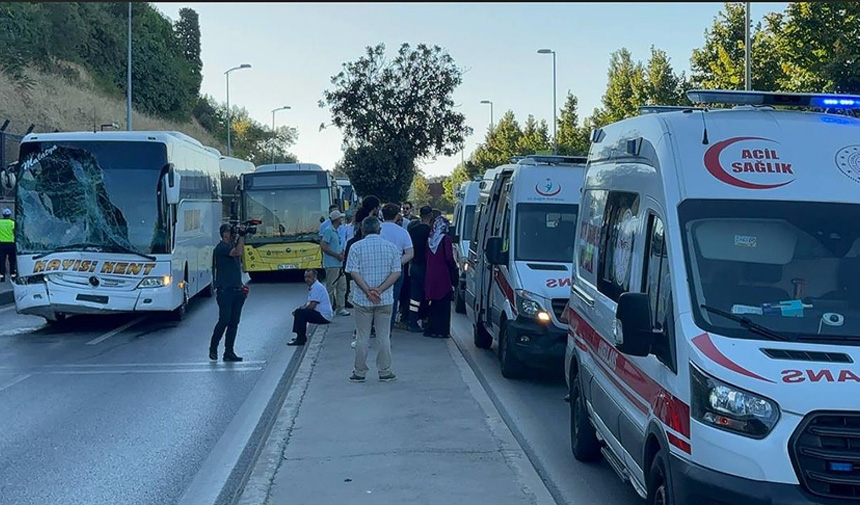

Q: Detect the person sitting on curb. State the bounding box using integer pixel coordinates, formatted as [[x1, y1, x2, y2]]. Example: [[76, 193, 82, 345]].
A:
[[288, 269, 333, 346]]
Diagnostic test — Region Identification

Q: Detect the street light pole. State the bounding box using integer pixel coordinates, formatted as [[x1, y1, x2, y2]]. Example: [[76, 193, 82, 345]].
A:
[[271, 106, 291, 164], [745, 2, 751, 91], [538, 49, 558, 154], [126, 2, 132, 131], [224, 63, 252, 157], [480, 100, 493, 130]]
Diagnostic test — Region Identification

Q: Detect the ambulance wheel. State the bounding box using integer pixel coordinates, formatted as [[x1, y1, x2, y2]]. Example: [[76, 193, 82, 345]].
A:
[[455, 289, 466, 314], [498, 323, 524, 379], [647, 449, 675, 505], [570, 372, 601, 462], [473, 322, 492, 349]]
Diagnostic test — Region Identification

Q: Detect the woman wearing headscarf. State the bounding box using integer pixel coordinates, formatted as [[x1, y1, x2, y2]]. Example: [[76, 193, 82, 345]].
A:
[[423, 215, 456, 338]]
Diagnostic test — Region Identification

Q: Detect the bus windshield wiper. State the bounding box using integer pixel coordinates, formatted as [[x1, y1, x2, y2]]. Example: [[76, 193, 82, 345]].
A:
[[33, 243, 106, 260], [100, 243, 157, 261], [33, 242, 156, 261], [699, 304, 792, 342]]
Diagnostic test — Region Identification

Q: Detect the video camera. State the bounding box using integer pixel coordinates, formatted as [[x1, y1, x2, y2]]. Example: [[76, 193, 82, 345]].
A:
[[230, 219, 261, 237]]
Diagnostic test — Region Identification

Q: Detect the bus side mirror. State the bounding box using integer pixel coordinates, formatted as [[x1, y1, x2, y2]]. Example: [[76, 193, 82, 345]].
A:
[[614, 292, 655, 357], [485, 236, 507, 266], [165, 163, 180, 205]]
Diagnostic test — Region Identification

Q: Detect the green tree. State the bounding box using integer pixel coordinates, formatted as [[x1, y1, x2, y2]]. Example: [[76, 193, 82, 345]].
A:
[[775, 2, 860, 93], [321, 43, 472, 202], [409, 169, 432, 207], [175, 7, 202, 97], [471, 110, 522, 174], [556, 92, 590, 156], [516, 115, 551, 154], [689, 2, 785, 92], [643, 46, 688, 106], [590, 48, 647, 127], [442, 161, 473, 205]]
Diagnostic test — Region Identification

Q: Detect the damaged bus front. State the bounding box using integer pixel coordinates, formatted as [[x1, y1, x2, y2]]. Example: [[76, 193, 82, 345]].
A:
[[12, 132, 221, 322]]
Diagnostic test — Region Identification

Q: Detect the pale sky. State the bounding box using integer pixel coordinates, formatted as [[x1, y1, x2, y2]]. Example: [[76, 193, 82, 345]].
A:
[[153, 2, 789, 177]]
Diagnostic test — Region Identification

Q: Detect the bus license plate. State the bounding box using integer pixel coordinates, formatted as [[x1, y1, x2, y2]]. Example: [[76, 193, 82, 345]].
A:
[[278, 264, 298, 270]]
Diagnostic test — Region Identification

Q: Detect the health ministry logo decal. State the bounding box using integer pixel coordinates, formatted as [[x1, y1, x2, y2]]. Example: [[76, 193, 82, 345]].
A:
[[535, 178, 562, 197], [704, 136, 795, 190], [836, 145, 860, 184]]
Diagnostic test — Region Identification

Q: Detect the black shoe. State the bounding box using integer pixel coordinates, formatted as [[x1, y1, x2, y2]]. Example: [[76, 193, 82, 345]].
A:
[[432, 334, 451, 339], [223, 353, 243, 362], [345, 301, 354, 309], [287, 338, 306, 346], [209, 348, 217, 361]]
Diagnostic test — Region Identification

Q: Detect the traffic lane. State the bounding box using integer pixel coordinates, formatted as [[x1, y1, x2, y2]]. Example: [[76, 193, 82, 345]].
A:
[[0, 281, 308, 505], [450, 314, 642, 505]]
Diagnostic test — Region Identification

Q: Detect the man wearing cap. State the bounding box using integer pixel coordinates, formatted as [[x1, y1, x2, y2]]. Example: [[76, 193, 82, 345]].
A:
[[0, 208, 15, 282], [321, 210, 349, 316]]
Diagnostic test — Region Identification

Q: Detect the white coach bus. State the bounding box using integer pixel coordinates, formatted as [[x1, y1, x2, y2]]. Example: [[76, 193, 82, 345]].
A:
[[12, 131, 223, 322]]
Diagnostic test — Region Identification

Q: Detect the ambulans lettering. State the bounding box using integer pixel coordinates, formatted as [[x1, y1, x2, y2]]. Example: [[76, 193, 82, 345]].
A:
[[781, 369, 860, 383], [546, 277, 572, 288], [704, 136, 795, 190], [32, 259, 156, 276]]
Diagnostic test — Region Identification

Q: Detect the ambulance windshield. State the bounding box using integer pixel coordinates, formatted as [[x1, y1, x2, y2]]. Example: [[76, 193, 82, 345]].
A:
[[515, 203, 578, 263], [680, 199, 860, 343]]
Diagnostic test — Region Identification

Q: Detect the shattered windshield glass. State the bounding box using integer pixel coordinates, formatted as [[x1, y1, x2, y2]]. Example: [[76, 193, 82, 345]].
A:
[[244, 188, 329, 243], [16, 141, 168, 255]]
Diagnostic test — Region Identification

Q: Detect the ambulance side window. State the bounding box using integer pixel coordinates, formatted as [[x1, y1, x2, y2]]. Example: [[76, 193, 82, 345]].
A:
[[597, 191, 640, 302], [643, 213, 676, 372], [469, 203, 483, 254], [501, 201, 511, 253], [576, 189, 607, 287]]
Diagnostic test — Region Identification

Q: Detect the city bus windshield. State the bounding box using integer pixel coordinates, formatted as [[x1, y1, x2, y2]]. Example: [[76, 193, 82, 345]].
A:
[[15, 141, 168, 255], [244, 187, 330, 243]]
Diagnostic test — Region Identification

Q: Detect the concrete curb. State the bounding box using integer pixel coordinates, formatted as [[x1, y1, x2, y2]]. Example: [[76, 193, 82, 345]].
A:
[[449, 336, 569, 505], [447, 339, 559, 505], [236, 322, 329, 505], [176, 324, 325, 505]]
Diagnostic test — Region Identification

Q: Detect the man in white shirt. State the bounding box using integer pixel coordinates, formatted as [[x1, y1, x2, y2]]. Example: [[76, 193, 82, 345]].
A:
[[379, 202, 414, 331], [287, 269, 333, 346], [345, 216, 401, 382]]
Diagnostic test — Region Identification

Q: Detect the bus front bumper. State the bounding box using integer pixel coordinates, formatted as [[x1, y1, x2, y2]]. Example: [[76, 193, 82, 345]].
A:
[[14, 282, 179, 318]]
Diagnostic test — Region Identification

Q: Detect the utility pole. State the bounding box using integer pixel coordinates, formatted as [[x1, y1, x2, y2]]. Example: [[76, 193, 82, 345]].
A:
[[126, 2, 132, 131], [745, 2, 751, 91]]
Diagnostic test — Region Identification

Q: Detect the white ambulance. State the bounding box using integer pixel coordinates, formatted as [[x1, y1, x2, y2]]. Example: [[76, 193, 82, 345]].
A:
[[566, 90, 860, 505], [466, 155, 586, 378], [452, 179, 479, 313]]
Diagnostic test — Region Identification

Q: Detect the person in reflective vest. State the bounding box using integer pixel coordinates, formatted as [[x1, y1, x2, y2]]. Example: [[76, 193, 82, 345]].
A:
[[0, 208, 15, 282]]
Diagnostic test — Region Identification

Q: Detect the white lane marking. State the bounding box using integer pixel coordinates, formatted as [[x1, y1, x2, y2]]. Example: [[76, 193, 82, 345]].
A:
[[85, 317, 147, 346], [0, 374, 32, 393], [0, 304, 17, 314], [45, 367, 263, 375], [32, 360, 268, 368]]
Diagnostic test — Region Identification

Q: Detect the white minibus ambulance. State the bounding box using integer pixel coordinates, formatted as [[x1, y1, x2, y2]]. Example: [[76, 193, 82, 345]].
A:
[[466, 154, 586, 378], [452, 180, 479, 313], [566, 90, 860, 505]]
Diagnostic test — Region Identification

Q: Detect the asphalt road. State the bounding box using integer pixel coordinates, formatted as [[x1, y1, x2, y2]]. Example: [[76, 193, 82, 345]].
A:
[[0, 278, 307, 505], [450, 313, 643, 505]]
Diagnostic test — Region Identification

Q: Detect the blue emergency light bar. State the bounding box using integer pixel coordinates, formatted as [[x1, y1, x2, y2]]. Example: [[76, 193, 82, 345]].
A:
[[687, 89, 860, 109]]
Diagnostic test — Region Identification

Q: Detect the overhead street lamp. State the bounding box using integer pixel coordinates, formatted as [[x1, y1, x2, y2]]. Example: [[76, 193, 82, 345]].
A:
[[225, 63, 252, 157], [480, 100, 494, 130], [537, 48, 558, 154], [271, 105, 291, 164]]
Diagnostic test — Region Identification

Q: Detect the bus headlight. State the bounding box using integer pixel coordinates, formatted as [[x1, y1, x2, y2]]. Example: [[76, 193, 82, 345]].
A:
[[691, 365, 780, 439], [138, 275, 172, 288]]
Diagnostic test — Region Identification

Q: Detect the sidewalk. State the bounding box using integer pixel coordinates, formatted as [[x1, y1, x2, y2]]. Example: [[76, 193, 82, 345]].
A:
[[238, 317, 555, 505]]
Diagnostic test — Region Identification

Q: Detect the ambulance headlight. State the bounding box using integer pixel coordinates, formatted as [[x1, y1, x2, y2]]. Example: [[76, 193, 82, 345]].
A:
[[691, 365, 780, 439], [138, 275, 172, 288], [515, 290, 550, 323]]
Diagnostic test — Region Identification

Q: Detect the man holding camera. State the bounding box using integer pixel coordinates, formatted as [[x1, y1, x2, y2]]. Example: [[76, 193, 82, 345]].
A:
[[209, 223, 249, 362]]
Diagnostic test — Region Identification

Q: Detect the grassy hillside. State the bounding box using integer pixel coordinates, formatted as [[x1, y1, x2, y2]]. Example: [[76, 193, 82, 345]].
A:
[[0, 62, 222, 149]]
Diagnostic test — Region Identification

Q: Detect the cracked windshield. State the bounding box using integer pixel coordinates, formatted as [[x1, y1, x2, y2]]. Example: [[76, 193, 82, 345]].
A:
[[1, 2, 859, 505]]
